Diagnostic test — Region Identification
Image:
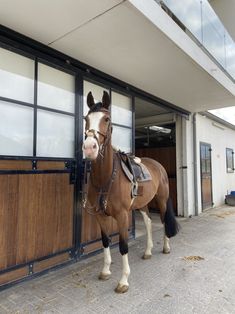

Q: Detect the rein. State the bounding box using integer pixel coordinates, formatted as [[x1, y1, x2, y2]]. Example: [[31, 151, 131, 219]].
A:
[[82, 113, 117, 216], [82, 152, 118, 216]]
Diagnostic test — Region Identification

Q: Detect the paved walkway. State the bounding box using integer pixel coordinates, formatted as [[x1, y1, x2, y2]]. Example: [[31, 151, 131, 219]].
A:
[[0, 206, 235, 314]]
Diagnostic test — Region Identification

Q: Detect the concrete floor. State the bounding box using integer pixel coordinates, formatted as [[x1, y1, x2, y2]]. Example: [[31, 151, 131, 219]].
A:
[[0, 205, 235, 313]]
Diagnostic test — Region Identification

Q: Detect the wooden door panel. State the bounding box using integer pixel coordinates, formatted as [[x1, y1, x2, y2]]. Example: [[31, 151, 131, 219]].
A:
[[0, 172, 74, 270], [0, 160, 32, 170], [202, 177, 212, 207], [135, 147, 177, 213]]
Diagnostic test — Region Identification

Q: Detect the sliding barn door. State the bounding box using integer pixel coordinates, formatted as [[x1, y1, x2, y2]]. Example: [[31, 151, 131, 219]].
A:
[[0, 47, 77, 286]]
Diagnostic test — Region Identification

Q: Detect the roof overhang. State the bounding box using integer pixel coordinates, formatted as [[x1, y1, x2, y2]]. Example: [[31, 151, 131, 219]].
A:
[[0, 0, 234, 113]]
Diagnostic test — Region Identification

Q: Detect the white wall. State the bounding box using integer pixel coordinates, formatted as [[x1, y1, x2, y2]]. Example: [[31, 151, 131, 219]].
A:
[[196, 114, 235, 213]]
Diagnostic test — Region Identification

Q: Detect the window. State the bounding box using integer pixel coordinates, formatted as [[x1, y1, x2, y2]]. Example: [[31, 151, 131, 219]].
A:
[[0, 46, 75, 158], [0, 100, 33, 156], [111, 92, 132, 127], [111, 91, 132, 153], [112, 125, 132, 153], [226, 148, 234, 173], [200, 143, 212, 174], [0, 47, 34, 103], [37, 62, 75, 158], [38, 63, 75, 113], [37, 110, 74, 158]]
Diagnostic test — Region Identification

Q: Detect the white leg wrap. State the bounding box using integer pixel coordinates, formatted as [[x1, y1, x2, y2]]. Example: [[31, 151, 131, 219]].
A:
[[140, 211, 153, 256], [119, 254, 130, 286], [163, 235, 170, 253], [101, 247, 112, 275]]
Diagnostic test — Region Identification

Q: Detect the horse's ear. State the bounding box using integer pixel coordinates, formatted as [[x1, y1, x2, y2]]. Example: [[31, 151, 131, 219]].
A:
[[102, 91, 110, 109], [87, 91, 95, 109]]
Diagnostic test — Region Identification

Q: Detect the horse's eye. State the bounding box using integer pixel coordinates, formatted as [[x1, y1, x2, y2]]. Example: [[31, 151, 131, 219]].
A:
[[105, 117, 110, 122]]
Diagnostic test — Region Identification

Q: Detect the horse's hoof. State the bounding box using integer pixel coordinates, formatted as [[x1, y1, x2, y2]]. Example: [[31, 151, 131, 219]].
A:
[[163, 249, 170, 254], [142, 254, 152, 260], [98, 272, 111, 281], [114, 283, 129, 293]]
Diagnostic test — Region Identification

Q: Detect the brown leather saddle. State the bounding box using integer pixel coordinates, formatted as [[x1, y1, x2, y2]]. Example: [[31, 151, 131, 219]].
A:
[[118, 151, 152, 197]]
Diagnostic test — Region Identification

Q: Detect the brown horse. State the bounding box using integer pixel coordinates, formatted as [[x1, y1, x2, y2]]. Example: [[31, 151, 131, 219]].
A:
[[82, 91, 179, 293]]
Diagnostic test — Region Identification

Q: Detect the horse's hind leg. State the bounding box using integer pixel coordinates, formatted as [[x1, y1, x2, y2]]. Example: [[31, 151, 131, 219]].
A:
[[156, 196, 179, 254], [139, 207, 153, 259], [163, 235, 170, 254], [96, 215, 112, 280], [155, 196, 171, 254]]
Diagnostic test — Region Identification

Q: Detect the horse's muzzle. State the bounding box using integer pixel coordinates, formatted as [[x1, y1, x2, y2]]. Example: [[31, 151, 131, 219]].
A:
[[83, 136, 99, 160]]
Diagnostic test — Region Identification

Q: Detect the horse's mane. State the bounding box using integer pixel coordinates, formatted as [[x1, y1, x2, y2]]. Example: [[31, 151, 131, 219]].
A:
[[88, 102, 109, 114]]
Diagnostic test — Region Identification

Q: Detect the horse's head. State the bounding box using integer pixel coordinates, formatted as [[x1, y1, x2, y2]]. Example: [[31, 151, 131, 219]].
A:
[[82, 91, 111, 160]]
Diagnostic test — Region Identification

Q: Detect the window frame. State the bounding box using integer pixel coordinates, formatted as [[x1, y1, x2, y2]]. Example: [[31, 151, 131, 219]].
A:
[[83, 79, 134, 154], [0, 45, 76, 159], [110, 88, 134, 153], [226, 148, 234, 173]]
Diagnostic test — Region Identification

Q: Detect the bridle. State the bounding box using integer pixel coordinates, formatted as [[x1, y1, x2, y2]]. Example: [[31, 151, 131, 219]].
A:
[[84, 109, 112, 159], [83, 108, 117, 216]]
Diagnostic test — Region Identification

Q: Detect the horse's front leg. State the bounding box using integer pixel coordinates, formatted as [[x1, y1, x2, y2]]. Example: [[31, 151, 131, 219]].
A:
[[97, 216, 112, 280], [115, 212, 130, 293], [99, 231, 112, 280]]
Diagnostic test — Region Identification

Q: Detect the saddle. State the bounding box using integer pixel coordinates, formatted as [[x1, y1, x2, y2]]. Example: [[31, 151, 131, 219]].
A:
[[118, 151, 152, 197]]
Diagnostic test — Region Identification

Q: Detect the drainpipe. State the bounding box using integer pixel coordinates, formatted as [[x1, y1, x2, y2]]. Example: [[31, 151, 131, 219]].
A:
[[193, 113, 199, 216], [181, 116, 189, 217]]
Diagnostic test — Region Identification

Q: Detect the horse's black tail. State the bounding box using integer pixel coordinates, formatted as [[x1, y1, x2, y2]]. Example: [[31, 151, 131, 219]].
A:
[[164, 198, 180, 238]]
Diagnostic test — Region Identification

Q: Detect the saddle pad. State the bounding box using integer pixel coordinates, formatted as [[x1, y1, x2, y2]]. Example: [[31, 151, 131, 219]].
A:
[[121, 160, 152, 183]]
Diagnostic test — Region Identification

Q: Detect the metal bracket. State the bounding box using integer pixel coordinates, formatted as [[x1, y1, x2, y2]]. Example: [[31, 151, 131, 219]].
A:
[[32, 160, 37, 170], [69, 160, 77, 184], [29, 263, 33, 275]]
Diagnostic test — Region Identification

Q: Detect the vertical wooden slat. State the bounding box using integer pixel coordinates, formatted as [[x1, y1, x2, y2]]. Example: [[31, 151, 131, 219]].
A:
[[6, 175, 19, 267], [0, 175, 19, 270], [41, 174, 57, 256], [17, 174, 39, 264], [55, 174, 74, 251], [0, 175, 9, 270]]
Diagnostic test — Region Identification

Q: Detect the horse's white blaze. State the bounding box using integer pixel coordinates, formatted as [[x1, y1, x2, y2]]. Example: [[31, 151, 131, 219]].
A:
[[83, 112, 105, 159], [101, 247, 112, 275], [119, 254, 130, 286], [163, 234, 170, 253], [140, 210, 153, 256], [88, 111, 105, 133]]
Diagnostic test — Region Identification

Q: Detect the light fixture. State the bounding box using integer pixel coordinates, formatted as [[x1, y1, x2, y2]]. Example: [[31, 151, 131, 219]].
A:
[[147, 125, 171, 134]]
